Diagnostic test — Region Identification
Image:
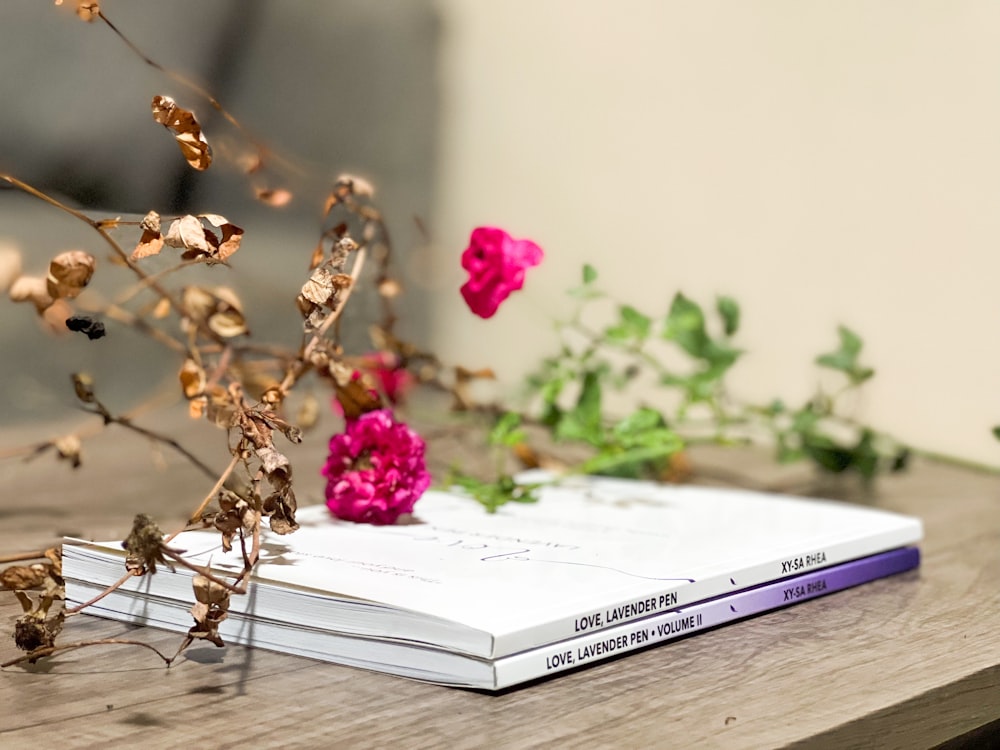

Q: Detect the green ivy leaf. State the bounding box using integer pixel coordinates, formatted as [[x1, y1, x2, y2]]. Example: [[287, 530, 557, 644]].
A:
[[569, 264, 602, 300], [716, 296, 740, 337], [489, 412, 526, 447], [605, 305, 652, 343], [446, 473, 541, 513], [662, 293, 710, 359], [816, 325, 874, 385], [554, 369, 604, 446], [580, 441, 682, 477], [612, 406, 667, 439]]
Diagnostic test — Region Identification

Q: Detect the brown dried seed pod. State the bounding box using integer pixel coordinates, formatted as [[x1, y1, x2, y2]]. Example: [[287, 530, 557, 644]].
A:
[[46, 250, 96, 299]]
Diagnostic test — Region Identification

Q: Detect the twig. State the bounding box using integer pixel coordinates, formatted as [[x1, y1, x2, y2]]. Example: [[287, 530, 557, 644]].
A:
[[160, 548, 249, 595], [85, 397, 219, 482], [167, 453, 241, 541], [0, 550, 52, 565], [278, 245, 368, 394], [65, 570, 141, 615], [96, 10, 303, 179], [1, 638, 175, 668]]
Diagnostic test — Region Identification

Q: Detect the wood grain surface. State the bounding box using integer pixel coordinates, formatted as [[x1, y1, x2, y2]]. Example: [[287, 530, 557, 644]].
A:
[[1, 413, 997, 749]]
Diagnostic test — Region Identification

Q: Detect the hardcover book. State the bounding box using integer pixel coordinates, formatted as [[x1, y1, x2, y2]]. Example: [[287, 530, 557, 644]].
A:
[[63, 474, 922, 687]]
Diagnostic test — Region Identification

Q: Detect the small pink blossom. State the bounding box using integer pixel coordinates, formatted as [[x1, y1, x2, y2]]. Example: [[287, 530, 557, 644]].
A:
[[322, 409, 430, 525], [460, 227, 543, 318], [359, 351, 413, 405]]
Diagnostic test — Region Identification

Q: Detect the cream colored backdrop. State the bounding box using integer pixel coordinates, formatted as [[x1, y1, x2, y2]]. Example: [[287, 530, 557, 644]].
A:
[[428, 1, 1000, 466]]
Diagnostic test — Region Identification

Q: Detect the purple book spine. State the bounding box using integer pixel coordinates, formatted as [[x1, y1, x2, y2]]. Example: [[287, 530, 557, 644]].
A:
[[509, 547, 919, 687]]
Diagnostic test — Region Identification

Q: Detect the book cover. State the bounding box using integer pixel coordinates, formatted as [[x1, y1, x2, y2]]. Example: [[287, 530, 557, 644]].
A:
[[63, 474, 923, 660]]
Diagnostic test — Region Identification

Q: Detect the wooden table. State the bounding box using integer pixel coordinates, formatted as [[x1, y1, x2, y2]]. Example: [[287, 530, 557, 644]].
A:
[[1, 414, 998, 749]]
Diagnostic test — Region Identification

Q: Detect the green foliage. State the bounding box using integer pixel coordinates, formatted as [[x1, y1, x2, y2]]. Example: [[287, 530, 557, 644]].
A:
[[816, 325, 874, 385], [445, 472, 541, 514], [516, 264, 911, 488], [488, 412, 526, 448]]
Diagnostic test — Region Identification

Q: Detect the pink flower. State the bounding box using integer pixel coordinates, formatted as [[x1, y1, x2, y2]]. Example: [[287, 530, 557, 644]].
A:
[[322, 409, 430, 525], [460, 227, 543, 318], [359, 351, 414, 405]]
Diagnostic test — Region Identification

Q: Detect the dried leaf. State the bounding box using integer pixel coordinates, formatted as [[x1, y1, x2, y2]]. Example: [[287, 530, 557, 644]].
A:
[[132, 214, 165, 260], [188, 395, 207, 420], [55, 0, 100, 22], [300, 268, 334, 306], [151, 95, 212, 171], [333, 377, 382, 420], [179, 358, 205, 399], [132, 231, 164, 260], [1, 564, 49, 590], [161, 215, 242, 262], [207, 307, 248, 338], [121, 514, 168, 575], [213, 221, 243, 261], [14, 595, 64, 652], [47, 250, 96, 299], [378, 278, 402, 299], [54, 434, 82, 468], [308, 239, 325, 270], [263, 488, 298, 535], [334, 173, 375, 199], [192, 574, 230, 609], [140, 210, 161, 233], [181, 285, 248, 339], [204, 385, 237, 428], [69, 373, 95, 404], [256, 446, 290, 478], [164, 215, 211, 256], [255, 187, 293, 207], [152, 297, 171, 319]]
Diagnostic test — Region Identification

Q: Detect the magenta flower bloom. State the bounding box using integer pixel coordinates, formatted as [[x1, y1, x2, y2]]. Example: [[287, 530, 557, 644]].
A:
[[460, 227, 543, 318], [323, 409, 430, 525]]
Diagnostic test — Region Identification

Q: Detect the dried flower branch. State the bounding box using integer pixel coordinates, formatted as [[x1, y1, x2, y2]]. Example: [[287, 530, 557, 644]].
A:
[[151, 95, 212, 171]]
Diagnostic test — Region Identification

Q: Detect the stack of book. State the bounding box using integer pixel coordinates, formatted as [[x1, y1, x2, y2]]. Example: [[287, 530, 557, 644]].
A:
[[63, 473, 921, 690]]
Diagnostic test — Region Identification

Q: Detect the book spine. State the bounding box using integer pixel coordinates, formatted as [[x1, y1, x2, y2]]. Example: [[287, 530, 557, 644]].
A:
[[495, 523, 922, 657], [492, 546, 919, 689]]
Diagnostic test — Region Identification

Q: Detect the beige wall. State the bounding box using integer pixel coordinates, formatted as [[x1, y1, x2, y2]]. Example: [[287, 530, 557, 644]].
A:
[[429, 0, 1000, 465]]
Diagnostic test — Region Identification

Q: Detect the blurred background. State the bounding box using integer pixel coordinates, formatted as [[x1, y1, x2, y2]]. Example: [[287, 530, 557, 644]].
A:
[[2, 1, 999, 466]]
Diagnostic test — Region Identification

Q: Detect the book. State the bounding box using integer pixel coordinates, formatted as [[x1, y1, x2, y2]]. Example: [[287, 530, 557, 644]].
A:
[[63, 474, 922, 670], [66, 545, 919, 690]]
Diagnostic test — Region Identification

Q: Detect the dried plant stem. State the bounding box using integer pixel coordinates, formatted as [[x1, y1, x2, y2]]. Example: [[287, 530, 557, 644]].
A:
[[0, 174, 228, 349], [1, 638, 175, 669], [81, 298, 186, 354], [160, 547, 251, 596], [65, 570, 141, 615], [96, 10, 302, 179], [167, 453, 241, 541], [0, 550, 51, 564], [0, 175, 189, 319], [232, 521, 262, 589], [95, 409, 219, 482], [279, 247, 368, 394], [110, 256, 211, 308]]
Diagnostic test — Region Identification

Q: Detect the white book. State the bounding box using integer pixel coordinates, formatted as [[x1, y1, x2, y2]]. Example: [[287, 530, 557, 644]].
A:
[[66, 546, 920, 690], [63, 474, 922, 663]]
